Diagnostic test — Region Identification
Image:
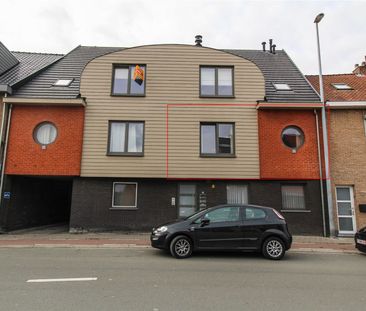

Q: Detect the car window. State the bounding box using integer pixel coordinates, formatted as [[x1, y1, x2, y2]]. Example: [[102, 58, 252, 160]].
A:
[[202, 206, 240, 223], [245, 207, 266, 220]]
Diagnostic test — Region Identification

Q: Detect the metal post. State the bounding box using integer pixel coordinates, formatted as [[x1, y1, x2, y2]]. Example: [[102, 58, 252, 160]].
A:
[[315, 18, 336, 236]]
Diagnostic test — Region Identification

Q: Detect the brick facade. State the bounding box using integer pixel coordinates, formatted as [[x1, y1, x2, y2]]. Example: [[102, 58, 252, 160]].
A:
[[5, 105, 84, 176], [329, 109, 366, 231], [258, 109, 321, 180], [70, 178, 323, 235]]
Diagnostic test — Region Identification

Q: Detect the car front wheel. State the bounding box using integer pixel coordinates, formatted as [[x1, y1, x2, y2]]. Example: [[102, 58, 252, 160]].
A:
[[170, 235, 193, 259], [262, 237, 285, 260]]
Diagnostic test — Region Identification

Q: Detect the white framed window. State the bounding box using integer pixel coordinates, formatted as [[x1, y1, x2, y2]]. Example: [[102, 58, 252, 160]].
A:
[[33, 122, 57, 145], [281, 185, 306, 211], [332, 83, 352, 90], [53, 79, 73, 86], [273, 83, 291, 91], [112, 182, 138, 209]]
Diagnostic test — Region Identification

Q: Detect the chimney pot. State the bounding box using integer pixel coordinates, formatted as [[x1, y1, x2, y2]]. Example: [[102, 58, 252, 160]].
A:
[[261, 42, 266, 52], [269, 39, 273, 53], [355, 64, 359, 68], [195, 35, 202, 47], [362, 61, 366, 66], [272, 44, 276, 54]]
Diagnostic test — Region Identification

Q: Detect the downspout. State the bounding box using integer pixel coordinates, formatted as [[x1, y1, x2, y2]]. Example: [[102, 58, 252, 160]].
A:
[[0, 102, 12, 208], [314, 109, 326, 237]]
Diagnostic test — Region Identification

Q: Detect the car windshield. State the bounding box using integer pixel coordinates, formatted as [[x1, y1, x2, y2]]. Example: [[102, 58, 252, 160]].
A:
[[185, 208, 210, 221]]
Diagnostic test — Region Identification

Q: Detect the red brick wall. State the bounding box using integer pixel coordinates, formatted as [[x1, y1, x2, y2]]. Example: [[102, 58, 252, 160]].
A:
[[5, 105, 84, 176], [258, 109, 320, 179]]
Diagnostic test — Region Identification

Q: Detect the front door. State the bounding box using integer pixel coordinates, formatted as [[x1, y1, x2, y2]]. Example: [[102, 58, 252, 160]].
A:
[[178, 184, 197, 218], [194, 206, 243, 249], [335, 186, 356, 235]]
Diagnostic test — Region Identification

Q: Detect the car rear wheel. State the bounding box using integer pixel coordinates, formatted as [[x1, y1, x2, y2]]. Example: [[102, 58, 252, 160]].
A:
[[262, 237, 285, 260], [170, 235, 193, 259]]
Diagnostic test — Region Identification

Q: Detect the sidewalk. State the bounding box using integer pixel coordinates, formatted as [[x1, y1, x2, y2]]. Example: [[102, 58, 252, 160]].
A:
[[0, 225, 358, 254]]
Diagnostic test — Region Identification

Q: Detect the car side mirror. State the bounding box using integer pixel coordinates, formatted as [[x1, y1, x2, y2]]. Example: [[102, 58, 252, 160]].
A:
[[200, 218, 210, 227]]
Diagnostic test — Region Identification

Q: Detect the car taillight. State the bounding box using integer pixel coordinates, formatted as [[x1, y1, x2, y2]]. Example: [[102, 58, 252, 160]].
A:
[[272, 209, 285, 220]]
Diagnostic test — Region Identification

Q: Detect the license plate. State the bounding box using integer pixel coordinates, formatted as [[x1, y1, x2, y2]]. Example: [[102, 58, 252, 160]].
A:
[[357, 238, 366, 245]]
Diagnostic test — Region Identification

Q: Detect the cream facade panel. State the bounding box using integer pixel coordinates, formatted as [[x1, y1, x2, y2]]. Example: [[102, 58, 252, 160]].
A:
[[80, 44, 265, 178]]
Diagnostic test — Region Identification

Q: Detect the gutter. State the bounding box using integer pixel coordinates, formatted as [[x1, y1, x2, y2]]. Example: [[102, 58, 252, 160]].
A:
[[3, 97, 86, 106], [0, 85, 12, 94], [256, 102, 323, 109], [327, 101, 366, 108]]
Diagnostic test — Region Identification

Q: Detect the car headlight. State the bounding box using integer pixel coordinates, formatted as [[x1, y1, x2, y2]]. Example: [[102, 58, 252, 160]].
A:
[[154, 226, 168, 234]]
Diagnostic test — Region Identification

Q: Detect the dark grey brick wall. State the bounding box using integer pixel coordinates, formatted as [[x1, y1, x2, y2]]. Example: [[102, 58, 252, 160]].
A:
[[70, 178, 324, 235], [0, 175, 72, 231]]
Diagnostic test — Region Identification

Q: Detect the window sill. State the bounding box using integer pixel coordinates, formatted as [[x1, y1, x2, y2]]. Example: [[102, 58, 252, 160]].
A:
[[110, 94, 145, 97], [107, 152, 144, 157], [199, 95, 235, 99], [281, 209, 311, 213], [200, 154, 236, 158], [110, 207, 138, 211]]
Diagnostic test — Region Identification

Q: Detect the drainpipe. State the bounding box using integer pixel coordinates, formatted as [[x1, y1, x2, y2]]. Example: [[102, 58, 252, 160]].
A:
[[0, 102, 12, 209], [314, 109, 326, 237]]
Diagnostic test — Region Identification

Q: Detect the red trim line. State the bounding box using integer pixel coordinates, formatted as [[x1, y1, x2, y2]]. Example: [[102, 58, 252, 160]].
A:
[[166, 177, 330, 181]]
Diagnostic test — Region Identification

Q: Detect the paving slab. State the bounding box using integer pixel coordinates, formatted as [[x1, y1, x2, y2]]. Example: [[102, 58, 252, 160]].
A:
[[0, 225, 358, 253]]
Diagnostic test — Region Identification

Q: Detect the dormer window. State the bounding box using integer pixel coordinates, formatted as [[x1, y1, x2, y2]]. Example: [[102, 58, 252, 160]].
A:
[[332, 83, 352, 90], [273, 83, 291, 91], [53, 79, 73, 87]]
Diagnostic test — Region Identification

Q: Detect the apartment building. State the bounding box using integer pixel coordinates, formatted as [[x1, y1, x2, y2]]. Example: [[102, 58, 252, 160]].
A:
[[0, 39, 325, 235]]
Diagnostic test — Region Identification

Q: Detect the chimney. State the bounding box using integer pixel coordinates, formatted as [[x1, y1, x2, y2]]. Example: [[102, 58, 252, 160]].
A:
[[272, 44, 276, 54], [195, 35, 202, 47], [353, 57, 366, 75]]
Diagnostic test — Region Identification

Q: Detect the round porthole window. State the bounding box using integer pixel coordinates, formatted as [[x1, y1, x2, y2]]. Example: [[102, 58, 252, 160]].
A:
[[34, 122, 57, 145], [281, 126, 304, 151]]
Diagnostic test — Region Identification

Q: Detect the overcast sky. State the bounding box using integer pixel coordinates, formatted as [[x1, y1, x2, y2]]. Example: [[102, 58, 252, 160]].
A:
[[1, 0, 365, 75]]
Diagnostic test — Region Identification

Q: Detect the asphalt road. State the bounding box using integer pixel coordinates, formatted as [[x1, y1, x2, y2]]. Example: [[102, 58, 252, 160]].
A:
[[0, 248, 365, 311]]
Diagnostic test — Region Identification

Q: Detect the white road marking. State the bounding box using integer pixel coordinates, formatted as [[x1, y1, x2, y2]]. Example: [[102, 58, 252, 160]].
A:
[[26, 277, 98, 283]]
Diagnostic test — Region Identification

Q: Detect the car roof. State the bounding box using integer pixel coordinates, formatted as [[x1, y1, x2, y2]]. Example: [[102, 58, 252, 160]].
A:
[[210, 204, 273, 211]]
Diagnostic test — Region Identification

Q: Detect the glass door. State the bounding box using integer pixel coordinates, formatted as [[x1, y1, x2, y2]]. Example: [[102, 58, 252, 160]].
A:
[[335, 186, 356, 235], [178, 184, 197, 218]]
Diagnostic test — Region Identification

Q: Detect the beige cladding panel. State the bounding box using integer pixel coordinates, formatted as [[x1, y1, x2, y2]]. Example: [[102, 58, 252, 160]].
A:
[[80, 45, 264, 178]]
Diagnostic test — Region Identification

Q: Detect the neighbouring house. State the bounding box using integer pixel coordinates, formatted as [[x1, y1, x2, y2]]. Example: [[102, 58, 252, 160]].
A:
[[307, 58, 366, 236], [0, 45, 119, 231], [0, 42, 62, 232], [0, 38, 326, 235]]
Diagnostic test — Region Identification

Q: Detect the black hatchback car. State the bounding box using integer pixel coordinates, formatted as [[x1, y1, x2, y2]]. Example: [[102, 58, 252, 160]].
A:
[[151, 204, 292, 260], [355, 226, 366, 253]]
